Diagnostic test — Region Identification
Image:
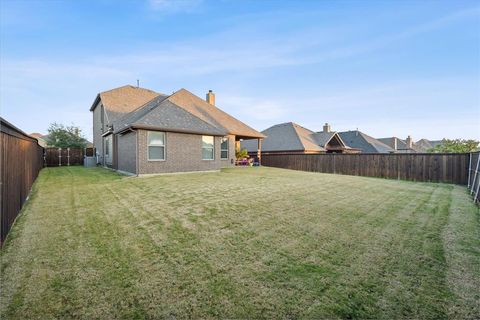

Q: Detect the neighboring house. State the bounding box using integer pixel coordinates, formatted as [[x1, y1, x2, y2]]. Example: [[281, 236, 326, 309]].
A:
[[29, 133, 48, 147], [378, 136, 423, 153], [415, 138, 443, 152], [338, 130, 394, 153], [91, 85, 264, 175], [29, 133, 93, 148], [241, 122, 358, 155]]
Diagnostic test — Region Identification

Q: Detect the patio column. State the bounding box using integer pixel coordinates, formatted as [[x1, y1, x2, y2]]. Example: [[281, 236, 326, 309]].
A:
[[257, 138, 262, 165]]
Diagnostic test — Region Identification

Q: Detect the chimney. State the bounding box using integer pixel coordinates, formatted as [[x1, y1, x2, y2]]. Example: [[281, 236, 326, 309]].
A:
[[392, 137, 397, 150], [206, 90, 215, 105], [406, 135, 413, 149], [323, 123, 331, 133]]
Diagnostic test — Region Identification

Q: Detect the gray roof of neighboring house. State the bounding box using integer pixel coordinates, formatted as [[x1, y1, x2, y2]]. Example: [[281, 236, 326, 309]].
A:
[[378, 137, 408, 150], [414, 139, 443, 152], [241, 122, 348, 152], [242, 122, 322, 152], [113, 88, 264, 138], [339, 131, 393, 153], [311, 131, 336, 148]]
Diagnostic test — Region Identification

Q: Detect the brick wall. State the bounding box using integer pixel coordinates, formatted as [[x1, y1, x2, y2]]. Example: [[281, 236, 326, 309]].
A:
[[92, 102, 103, 163], [117, 131, 137, 174], [137, 130, 235, 174]]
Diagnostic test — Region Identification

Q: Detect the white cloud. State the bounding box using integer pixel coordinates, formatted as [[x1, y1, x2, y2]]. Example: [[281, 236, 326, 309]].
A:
[[1, 5, 478, 141]]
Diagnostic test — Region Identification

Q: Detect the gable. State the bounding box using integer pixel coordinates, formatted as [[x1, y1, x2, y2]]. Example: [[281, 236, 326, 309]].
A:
[[126, 100, 227, 136], [90, 85, 163, 124], [339, 131, 393, 153], [166, 89, 264, 138]]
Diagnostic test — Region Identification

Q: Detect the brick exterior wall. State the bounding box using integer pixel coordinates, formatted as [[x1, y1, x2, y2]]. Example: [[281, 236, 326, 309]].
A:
[[137, 129, 235, 174], [92, 102, 103, 163], [117, 131, 137, 174]]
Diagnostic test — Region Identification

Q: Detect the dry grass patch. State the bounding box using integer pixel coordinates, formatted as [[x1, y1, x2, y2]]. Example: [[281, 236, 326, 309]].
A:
[[1, 166, 479, 319]]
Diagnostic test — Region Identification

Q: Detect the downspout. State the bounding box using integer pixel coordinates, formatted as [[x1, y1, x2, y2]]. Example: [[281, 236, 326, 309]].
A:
[[135, 129, 139, 176]]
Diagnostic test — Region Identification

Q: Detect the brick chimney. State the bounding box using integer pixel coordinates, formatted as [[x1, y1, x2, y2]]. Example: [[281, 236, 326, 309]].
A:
[[206, 90, 215, 105], [323, 123, 331, 133], [406, 135, 413, 149]]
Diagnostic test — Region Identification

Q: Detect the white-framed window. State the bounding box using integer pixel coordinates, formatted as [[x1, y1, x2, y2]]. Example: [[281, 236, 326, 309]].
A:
[[105, 136, 110, 156], [148, 131, 165, 161], [202, 136, 214, 160], [220, 137, 229, 160]]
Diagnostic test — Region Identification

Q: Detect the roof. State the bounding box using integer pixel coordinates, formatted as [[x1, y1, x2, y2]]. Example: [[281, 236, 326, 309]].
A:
[[114, 88, 264, 138], [90, 85, 164, 123], [339, 131, 393, 153], [29, 133, 45, 139], [241, 122, 324, 152], [241, 122, 349, 152], [378, 137, 408, 150], [415, 139, 443, 152], [311, 131, 336, 147]]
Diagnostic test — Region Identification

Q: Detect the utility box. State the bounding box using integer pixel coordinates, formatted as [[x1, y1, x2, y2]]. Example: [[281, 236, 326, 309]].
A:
[[84, 156, 96, 167]]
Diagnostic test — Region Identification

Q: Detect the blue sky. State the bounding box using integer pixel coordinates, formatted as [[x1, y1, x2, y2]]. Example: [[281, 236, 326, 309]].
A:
[[1, 0, 479, 141]]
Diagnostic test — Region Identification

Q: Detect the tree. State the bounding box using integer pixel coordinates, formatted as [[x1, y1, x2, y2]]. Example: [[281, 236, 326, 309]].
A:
[[46, 123, 89, 148], [428, 139, 479, 153], [236, 148, 249, 160]]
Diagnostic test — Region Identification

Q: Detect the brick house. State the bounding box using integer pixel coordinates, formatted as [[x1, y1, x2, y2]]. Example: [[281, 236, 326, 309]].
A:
[[90, 85, 264, 175]]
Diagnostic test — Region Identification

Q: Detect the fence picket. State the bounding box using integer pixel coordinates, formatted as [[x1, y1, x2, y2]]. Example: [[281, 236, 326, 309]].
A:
[[262, 153, 470, 185]]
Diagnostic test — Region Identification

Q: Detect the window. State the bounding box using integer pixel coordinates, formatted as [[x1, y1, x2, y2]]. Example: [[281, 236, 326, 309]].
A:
[[105, 137, 110, 156], [148, 131, 165, 161], [220, 137, 229, 159], [202, 136, 214, 160]]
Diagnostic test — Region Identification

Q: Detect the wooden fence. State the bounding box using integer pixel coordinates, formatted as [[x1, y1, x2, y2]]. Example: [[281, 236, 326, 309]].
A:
[[262, 153, 470, 185], [467, 152, 480, 203], [44, 147, 87, 166], [1, 118, 44, 245]]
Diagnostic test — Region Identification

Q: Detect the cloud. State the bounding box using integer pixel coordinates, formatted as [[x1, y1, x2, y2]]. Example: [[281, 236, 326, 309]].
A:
[[1, 5, 478, 140], [221, 95, 288, 121]]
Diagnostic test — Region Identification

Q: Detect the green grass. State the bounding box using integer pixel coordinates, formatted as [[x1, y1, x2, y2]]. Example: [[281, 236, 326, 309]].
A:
[[1, 166, 479, 319]]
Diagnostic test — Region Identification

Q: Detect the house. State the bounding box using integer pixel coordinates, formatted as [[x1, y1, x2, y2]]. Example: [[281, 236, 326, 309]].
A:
[[29, 133, 48, 147], [29, 133, 93, 148], [415, 138, 443, 152], [241, 122, 358, 155], [338, 130, 394, 153], [377, 136, 418, 153], [90, 85, 264, 175]]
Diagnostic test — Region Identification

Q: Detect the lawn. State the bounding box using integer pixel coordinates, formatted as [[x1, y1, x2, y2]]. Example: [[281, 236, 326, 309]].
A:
[[1, 167, 479, 319]]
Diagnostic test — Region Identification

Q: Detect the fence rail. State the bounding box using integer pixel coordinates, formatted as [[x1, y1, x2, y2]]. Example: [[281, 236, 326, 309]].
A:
[[262, 153, 470, 185], [467, 152, 480, 203], [1, 117, 44, 245]]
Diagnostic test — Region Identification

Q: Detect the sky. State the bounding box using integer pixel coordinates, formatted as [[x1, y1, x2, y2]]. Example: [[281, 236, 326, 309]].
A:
[[1, 0, 479, 141]]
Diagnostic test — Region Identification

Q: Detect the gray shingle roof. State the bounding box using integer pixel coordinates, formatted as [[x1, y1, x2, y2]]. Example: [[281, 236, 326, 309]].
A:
[[415, 139, 443, 152], [91, 85, 164, 124], [339, 131, 393, 153], [242, 122, 320, 152], [378, 137, 408, 150], [311, 131, 336, 148], [113, 88, 264, 138], [241, 122, 348, 153]]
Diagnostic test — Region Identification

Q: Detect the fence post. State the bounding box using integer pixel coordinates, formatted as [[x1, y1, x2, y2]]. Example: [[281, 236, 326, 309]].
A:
[[58, 148, 62, 166], [470, 155, 480, 195], [333, 153, 336, 174], [67, 148, 70, 166], [467, 153, 472, 188]]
